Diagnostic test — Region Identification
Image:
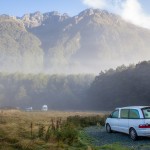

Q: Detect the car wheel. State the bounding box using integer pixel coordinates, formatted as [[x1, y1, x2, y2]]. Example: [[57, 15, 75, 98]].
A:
[[129, 128, 138, 140], [106, 124, 112, 133]]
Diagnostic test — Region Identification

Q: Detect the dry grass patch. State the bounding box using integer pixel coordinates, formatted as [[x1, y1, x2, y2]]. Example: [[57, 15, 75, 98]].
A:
[[0, 109, 105, 150]]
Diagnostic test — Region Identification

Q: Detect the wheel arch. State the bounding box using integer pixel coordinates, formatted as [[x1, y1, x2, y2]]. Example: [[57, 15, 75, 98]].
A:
[[129, 127, 135, 134]]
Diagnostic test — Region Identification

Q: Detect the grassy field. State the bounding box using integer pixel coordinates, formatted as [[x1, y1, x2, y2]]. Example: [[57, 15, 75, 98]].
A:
[[0, 110, 131, 150]]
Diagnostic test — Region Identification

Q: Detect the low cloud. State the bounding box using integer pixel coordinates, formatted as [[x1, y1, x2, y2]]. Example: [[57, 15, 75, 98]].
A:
[[82, 0, 150, 29]]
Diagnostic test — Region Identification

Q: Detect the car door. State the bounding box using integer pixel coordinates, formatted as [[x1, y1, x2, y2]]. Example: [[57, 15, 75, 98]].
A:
[[128, 109, 141, 132], [109, 109, 119, 131], [118, 109, 129, 133]]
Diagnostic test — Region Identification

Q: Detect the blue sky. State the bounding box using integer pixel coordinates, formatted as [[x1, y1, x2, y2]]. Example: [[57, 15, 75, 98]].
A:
[[139, 0, 150, 14], [0, 0, 87, 16], [0, 0, 150, 17], [0, 0, 150, 29]]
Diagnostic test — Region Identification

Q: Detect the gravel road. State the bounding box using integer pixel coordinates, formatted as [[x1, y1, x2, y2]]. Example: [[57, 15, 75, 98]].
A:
[[84, 126, 150, 149]]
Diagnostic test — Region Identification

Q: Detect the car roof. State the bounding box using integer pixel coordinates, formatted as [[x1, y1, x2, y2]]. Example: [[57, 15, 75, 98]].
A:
[[115, 106, 150, 110]]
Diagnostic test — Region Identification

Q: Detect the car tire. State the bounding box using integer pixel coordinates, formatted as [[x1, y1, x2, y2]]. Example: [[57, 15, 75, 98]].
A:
[[106, 124, 112, 133], [129, 128, 138, 140]]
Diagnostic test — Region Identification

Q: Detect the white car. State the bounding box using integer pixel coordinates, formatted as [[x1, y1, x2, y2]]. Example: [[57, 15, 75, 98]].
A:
[[105, 106, 150, 140]]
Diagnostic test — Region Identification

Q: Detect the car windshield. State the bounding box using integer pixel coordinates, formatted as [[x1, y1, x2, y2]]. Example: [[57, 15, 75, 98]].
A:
[[142, 107, 150, 119]]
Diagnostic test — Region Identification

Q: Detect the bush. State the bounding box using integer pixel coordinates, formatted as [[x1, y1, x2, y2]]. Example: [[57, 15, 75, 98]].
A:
[[66, 115, 108, 128], [47, 122, 79, 145], [60, 123, 79, 145], [99, 115, 109, 126], [38, 124, 45, 139]]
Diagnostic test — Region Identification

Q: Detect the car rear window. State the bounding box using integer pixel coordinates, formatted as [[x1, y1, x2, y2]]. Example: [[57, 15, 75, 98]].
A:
[[129, 109, 140, 119], [142, 107, 150, 119]]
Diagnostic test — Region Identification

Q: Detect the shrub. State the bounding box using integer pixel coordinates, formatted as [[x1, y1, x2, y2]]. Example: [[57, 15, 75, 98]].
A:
[[45, 125, 52, 142], [38, 124, 45, 139], [66, 115, 108, 128], [99, 114, 109, 126], [60, 122, 79, 145]]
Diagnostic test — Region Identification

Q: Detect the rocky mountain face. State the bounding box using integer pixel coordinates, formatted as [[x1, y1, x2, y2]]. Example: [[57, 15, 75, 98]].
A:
[[1, 9, 150, 74], [19, 11, 69, 28]]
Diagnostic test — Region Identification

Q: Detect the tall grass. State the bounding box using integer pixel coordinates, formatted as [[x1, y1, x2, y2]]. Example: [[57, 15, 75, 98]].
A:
[[0, 110, 106, 149]]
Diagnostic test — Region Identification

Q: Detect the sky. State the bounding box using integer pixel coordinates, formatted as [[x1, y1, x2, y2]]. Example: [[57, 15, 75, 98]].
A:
[[0, 0, 87, 17], [0, 0, 150, 29]]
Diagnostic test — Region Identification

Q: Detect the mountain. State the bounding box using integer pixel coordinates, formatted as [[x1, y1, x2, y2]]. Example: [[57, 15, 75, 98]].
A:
[[20, 11, 69, 28], [0, 16, 44, 73], [1, 9, 150, 74]]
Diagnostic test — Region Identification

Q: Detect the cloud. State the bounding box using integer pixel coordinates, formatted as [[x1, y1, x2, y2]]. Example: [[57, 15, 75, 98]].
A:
[[121, 0, 150, 29], [82, 0, 106, 8], [82, 0, 150, 29]]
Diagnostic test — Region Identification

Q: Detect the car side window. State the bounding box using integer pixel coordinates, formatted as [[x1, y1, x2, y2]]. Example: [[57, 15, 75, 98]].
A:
[[120, 109, 129, 119], [111, 110, 119, 118], [129, 109, 140, 119]]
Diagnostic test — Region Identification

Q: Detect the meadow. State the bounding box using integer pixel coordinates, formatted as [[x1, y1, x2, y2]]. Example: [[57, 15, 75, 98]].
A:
[[0, 110, 131, 150]]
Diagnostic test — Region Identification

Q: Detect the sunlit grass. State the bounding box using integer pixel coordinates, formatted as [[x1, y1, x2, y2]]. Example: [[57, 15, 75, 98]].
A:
[[0, 110, 132, 150], [0, 109, 103, 150]]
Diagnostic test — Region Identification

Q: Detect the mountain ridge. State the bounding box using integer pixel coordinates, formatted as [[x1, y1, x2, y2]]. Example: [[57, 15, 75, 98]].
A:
[[1, 8, 150, 74]]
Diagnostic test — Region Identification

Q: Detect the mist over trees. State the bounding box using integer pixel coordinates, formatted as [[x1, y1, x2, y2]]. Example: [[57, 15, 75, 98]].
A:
[[87, 61, 150, 110], [1, 10, 150, 110], [1, 61, 150, 110], [0, 73, 94, 110]]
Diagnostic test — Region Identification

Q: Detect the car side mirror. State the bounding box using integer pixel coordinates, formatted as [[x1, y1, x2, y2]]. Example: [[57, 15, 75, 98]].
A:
[[109, 114, 112, 118]]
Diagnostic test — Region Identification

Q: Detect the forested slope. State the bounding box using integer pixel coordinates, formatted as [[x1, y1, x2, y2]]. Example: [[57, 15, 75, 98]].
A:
[[88, 61, 150, 110], [0, 16, 43, 72]]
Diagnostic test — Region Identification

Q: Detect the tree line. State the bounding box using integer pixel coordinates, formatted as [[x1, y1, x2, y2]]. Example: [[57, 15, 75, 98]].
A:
[[88, 61, 150, 110], [0, 73, 94, 110], [1, 61, 150, 111]]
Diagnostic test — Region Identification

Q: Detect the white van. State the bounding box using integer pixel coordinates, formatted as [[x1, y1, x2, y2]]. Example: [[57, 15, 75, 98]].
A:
[[41, 105, 48, 111], [105, 106, 150, 140]]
